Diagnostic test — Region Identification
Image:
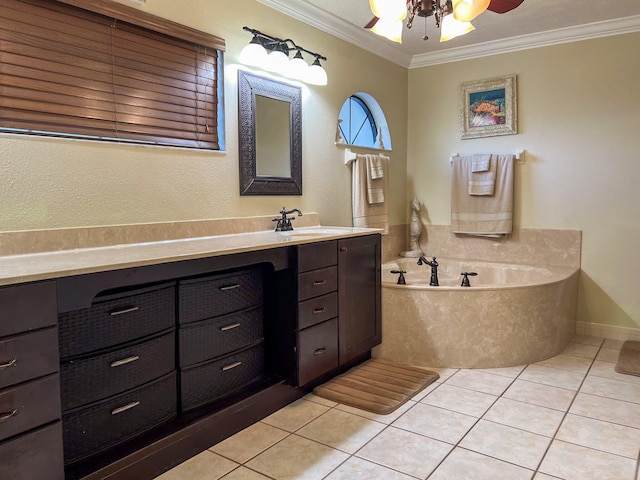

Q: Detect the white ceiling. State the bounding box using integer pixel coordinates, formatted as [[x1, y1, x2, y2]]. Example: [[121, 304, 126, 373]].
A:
[[257, 0, 640, 67]]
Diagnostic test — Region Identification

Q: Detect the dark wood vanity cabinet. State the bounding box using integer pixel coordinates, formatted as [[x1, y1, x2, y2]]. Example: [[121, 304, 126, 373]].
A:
[[0, 280, 65, 480], [0, 233, 380, 479], [295, 234, 381, 386]]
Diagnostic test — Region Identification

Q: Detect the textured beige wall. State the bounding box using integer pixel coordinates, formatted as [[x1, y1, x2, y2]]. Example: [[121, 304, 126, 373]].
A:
[[407, 32, 640, 328], [0, 0, 408, 231]]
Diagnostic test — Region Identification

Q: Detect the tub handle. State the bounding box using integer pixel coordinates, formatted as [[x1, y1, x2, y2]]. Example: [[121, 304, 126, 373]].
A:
[[390, 270, 407, 285], [460, 272, 478, 287]]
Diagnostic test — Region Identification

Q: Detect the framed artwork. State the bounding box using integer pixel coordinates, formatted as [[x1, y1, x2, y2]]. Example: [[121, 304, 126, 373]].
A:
[[459, 74, 517, 139]]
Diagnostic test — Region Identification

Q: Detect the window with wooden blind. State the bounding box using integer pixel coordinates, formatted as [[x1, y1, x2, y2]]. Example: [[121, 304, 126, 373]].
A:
[[0, 0, 225, 150]]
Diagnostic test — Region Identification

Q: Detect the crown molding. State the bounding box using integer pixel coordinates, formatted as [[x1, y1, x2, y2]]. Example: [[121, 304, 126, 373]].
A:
[[257, 1, 640, 69], [410, 15, 640, 67]]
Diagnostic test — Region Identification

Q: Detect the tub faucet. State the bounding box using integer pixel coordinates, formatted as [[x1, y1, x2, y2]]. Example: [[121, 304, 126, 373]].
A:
[[273, 207, 303, 231], [417, 256, 439, 286]]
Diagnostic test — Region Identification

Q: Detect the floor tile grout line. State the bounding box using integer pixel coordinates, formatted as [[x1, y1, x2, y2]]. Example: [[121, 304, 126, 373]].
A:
[[531, 337, 605, 476]]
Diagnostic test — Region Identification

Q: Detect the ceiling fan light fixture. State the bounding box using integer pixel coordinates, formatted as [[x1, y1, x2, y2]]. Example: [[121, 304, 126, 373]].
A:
[[369, 0, 408, 21], [371, 17, 404, 43], [452, 0, 490, 22], [439, 13, 475, 42]]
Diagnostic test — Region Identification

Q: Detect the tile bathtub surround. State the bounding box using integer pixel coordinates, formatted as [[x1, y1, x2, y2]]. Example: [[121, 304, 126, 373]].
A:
[[0, 213, 322, 255], [416, 224, 581, 268], [155, 335, 640, 480]]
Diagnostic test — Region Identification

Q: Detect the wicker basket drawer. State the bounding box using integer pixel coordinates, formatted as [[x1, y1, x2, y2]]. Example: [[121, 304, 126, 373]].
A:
[[179, 269, 262, 325], [0, 374, 61, 442], [0, 281, 57, 338], [297, 318, 339, 386], [0, 422, 64, 480], [298, 292, 338, 330], [0, 327, 59, 390], [298, 266, 337, 301], [58, 283, 176, 359], [61, 331, 175, 411], [180, 342, 264, 411], [297, 240, 337, 273], [179, 307, 263, 367], [62, 371, 177, 465]]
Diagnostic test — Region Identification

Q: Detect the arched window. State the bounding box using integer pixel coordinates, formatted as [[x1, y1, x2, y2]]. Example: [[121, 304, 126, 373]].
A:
[[336, 93, 391, 150]]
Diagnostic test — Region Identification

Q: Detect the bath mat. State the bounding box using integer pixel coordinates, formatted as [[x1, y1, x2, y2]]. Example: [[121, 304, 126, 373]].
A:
[[313, 358, 439, 415], [615, 340, 640, 376]]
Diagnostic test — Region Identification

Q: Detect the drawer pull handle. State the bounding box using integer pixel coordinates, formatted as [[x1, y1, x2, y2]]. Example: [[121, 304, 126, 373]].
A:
[[222, 361, 242, 371], [110, 356, 140, 368], [312, 307, 326, 314], [314, 347, 327, 356], [220, 284, 240, 291], [111, 401, 140, 415], [220, 323, 241, 332], [0, 409, 18, 422], [0, 359, 17, 370], [313, 280, 326, 286], [110, 306, 139, 316]]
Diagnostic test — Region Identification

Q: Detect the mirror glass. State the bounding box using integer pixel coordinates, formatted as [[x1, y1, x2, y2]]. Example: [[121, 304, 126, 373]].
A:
[[238, 70, 302, 195]]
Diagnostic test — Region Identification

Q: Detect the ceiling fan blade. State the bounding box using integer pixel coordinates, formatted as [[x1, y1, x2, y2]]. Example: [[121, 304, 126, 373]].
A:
[[487, 0, 525, 14], [364, 16, 379, 29]]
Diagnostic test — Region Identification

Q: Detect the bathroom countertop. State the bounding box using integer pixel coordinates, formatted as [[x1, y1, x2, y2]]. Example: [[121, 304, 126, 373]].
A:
[[0, 225, 381, 286]]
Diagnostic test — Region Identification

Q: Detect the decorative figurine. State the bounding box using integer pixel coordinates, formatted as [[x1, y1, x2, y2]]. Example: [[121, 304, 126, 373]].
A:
[[400, 197, 425, 258]]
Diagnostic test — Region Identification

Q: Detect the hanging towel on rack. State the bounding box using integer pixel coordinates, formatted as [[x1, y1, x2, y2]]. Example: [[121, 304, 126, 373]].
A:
[[351, 153, 389, 233], [451, 154, 514, 236], [366, 154, 385, 204], [468, 154, 496, 196]]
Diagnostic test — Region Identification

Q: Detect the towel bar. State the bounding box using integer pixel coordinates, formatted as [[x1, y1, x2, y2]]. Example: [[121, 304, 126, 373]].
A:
[[449, 149, 525, 165]]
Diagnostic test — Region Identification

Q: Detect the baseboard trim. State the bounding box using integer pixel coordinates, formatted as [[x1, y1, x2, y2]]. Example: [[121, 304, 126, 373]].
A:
[[576, 321, 640, 342]]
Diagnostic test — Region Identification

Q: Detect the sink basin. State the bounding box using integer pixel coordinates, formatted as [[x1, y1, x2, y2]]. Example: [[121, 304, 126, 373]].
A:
[[277, 227, 352, 237]]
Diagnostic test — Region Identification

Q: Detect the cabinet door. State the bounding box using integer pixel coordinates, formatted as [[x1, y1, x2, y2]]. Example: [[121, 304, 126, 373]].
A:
[[338, 235, 381, 364]]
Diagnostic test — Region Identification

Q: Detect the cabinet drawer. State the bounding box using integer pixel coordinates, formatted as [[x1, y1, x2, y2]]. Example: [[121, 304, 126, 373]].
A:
[[58, 283, 176, 359], [179, 307, 263, 367], [0, 281, 57, 337], [180, 342, 264, 411], [298, 266, 337, 301], [0, 374, 61, 442], [62, 371, 177, 464], [61, 331, 175, 411], [0, 421, 64, 480], [179, 269, 262, 325], [297, 241, 337, 273], [297, 319, 338, 386], [298, 292, 338, 330], [0, 327, 59, 389]]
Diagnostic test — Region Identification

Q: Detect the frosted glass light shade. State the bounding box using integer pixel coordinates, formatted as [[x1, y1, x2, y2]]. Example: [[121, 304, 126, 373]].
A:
[[287, 52, 309, 80], [265, 49, 289, 73], [239, 41, 268, 67], [440, 14, 475, 42], [453, 0, 490, 22], [370, 17, 404, 43], [306, 59, 327, 86], [369, 0, 407, 21]]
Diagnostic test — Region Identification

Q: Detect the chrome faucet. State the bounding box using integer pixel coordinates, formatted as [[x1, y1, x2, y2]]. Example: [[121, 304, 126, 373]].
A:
[[273, 207, 303, 231], [417, 256, 439, 286]]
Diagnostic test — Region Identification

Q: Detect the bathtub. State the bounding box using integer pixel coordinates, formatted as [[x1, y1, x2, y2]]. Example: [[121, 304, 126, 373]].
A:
[[374, 257, 579, 368]]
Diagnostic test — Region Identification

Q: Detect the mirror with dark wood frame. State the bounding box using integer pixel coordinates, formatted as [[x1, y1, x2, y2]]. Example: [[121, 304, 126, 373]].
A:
[[238, 70, 302, 195]]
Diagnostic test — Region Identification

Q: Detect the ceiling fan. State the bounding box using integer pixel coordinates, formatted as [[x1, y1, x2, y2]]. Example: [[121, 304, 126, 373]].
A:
[[365, 0, 526, 43]]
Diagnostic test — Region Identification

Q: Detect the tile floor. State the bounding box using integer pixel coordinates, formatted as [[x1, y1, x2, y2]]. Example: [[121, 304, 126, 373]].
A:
[[156, 335, 640, 480]]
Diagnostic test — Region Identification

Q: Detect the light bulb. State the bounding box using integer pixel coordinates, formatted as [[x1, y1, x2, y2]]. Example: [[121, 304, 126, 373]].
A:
[[287, 51, 309, 81], [453, 0, 490, 22], [265, 47, 289, 74], [239, 37, 268, 67], [370, 17, 404, 44], [440, 14, 475, 42], [369, 0, 407, 21], [306, 58, 327, 86]]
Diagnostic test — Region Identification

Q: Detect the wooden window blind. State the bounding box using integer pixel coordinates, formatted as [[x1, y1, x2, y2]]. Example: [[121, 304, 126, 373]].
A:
[[0, 0, 225, 149]]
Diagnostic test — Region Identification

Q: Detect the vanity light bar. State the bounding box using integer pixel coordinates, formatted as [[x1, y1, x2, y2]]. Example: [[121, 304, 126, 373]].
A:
[[239, 26, 328, 86]]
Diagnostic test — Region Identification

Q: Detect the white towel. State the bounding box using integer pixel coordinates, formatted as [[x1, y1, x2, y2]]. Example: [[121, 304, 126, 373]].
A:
[[366, 154, 385, 204], [468, 154, 496, 196], [451, 154, 514, 236], [352, 153, 389, 233]]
